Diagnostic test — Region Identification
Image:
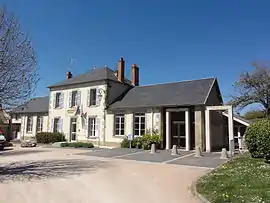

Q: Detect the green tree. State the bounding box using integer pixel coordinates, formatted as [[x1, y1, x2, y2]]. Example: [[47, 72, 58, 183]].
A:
[[229, 62, 270, 118], [243, 110, 266, 120]]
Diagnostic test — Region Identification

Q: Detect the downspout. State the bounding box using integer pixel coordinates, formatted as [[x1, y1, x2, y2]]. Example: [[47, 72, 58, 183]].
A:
[[22, 115, 25, 140], [151, 108, 154, 135], [102, 80, 109, 146]]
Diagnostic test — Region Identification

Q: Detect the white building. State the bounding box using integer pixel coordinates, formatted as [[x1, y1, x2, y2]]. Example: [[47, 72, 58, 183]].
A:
[[10, 96, 49, 140], [11, 57, 251, 151]]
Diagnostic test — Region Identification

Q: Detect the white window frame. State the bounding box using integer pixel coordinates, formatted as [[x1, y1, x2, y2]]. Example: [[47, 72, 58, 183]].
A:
[[36, 116, 43, 132], [55, 92, 61, 108], [26, 116, 33, 132], [53, 117, 61, 133], [88, 117, 98, 137], [90, 88, 97, 106], [115, 114, 125, 136], [71, 91, 78, 107], [134, 113, 146, 137]]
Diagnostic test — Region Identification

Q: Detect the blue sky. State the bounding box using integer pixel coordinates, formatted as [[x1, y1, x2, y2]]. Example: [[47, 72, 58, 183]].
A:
[[1, 0, 270, 111]]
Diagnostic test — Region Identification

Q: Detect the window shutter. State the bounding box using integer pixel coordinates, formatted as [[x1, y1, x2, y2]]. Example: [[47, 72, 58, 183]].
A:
[[51, 119, 54, 132], [52, 93, 56, 108], [87, 89, 90, 106], [85, 117, 89, 138], [60, 93, 64, 108], [96, 88, 101, 106], [77, 91, 81, 106], [68, 92, 72, 107], [95, 117, 100, 137], [59, 118, 63, 132]]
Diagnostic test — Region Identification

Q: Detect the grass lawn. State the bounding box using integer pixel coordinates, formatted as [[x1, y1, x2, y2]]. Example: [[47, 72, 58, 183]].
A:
[[196, 154, 270, 203]]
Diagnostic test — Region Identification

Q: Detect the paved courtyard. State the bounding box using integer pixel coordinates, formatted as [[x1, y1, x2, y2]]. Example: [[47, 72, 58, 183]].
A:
[[0, 147, 228, 203], [77, 147, 227, 168]]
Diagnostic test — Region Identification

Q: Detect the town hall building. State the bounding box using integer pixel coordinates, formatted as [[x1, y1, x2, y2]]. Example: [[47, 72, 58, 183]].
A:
[[11, 57, 251, 152]]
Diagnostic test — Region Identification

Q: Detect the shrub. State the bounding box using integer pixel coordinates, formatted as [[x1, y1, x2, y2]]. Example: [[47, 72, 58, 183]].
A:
[[120, 137, 137, 148], [36, 132, 66, 144], [60, 142, 94, 148], [120, 133, 161, 150], [245, 119, 270, 159]]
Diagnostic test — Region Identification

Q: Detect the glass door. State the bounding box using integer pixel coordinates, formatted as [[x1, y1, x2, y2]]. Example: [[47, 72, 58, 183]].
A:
[[70, 118, 77, 142], [172, 121, 186, 149]]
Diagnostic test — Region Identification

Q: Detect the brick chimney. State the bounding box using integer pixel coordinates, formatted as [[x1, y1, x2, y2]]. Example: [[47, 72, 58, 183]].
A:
[[117, 57, 125, 82], [131, 64, 139, 86], [66, 71, 72, 79]]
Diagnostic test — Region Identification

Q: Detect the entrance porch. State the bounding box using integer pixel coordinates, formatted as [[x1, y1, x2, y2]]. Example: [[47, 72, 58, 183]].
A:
[[163, 108, 195, 151], [162, 105, 235, 153]]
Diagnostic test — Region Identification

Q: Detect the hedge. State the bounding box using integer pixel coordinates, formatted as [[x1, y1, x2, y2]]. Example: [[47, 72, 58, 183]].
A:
[[36, 132, 66, 144], [245, 119, 270, 161], [121, 133, 161, 150], [60, 142, 94, 148]]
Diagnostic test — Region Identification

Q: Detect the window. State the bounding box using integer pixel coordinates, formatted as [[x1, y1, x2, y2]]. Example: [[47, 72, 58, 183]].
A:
[[53, 118, 62, 133], [71, 91, 78, 107], [26, 116, 33, 132], [90, 89, 97, 106], [134, 113, 145, 136], [55, 92, 62, 108], [36, 116, 43, 132], [69, 91, 80, 107], [88, 117, 98, 137], [115, 114, 125, 136]]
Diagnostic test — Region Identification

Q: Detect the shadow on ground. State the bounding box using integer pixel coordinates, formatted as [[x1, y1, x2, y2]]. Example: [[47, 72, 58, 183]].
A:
[[0, 159, 108, 183], [0, 150, 48, 156]]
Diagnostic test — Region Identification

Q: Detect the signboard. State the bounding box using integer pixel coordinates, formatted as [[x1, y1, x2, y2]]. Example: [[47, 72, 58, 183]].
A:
[[127, 134, 133, 148], [67, 106, 78, 116], [128, 134, 133, 141]]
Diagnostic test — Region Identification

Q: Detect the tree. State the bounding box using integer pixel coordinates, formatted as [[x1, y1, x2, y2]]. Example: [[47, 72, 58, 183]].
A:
[[229, 62, 270, 118], [243, 110, 266, 120], [0, 8, 39, 109]]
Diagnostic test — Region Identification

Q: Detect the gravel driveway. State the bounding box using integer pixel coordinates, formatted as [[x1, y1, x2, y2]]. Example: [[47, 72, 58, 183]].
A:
[[0, 148, 209, 203]]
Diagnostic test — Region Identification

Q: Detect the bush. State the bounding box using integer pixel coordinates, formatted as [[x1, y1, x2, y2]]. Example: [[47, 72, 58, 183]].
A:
[[245, 119, 270, 159], [60, 142, 94, 148], [120, 133, 161, 150], [36, 132, 66, 144]]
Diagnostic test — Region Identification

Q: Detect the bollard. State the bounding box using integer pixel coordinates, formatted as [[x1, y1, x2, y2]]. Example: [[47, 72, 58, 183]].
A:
[[194, 146, 202, 157], [150, 143, 156, 154], [220, 148, 228, 159], [229, 139, 234, 157], [171, 145, 178, 155]]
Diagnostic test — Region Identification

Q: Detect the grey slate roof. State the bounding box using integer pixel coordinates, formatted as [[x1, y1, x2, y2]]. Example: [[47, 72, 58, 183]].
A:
[[109, 78, 216, 109], [12, 96, 49, 113], [48, 67, 132, 88]]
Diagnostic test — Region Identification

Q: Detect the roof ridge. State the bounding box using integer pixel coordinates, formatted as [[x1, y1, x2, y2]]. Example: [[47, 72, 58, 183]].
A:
[[133, 77, 216, 88]]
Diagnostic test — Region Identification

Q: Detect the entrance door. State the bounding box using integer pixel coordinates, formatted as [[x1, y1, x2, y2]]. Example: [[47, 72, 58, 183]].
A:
[[70, 118, 77, 142], [171, 121, 186, 149]]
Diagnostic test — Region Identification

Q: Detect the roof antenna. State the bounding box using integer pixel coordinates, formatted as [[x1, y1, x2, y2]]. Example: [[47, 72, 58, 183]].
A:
[[68, 57, 76, 72]]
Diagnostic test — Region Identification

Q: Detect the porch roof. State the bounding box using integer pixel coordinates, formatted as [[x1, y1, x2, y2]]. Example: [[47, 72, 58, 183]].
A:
[[222, 111, 252, 126], [109, 77, 216, 109]]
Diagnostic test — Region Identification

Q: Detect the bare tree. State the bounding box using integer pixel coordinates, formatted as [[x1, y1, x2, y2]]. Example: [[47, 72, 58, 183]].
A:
[[229, 62, 270, 118], [0, 8, 39, 109]]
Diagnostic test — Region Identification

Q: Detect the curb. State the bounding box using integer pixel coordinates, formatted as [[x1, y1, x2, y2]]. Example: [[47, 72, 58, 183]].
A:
[[190, 154, 240, 203], [190, 180, 211, 203]]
